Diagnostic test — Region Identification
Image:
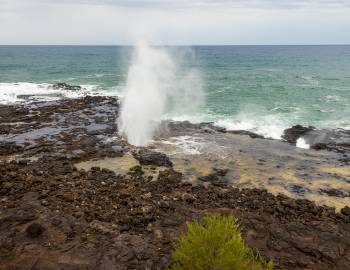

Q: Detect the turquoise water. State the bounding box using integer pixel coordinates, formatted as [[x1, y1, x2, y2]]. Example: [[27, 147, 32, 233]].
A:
[[1, 45, 350, 137]]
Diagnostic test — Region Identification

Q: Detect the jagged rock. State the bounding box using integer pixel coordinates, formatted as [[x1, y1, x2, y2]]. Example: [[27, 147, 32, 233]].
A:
[[26, 222, 45, 238], [226, 130, 264, 139], [311, 143, 328, 150], [304, 129, 350, 154], [132, 149, 173, 167], [52, 82, 82, 91], [341, 206, 350, 216], [1, 95, 350, 270], [321, 189, 349, 198], [282, 125, 314, 144], [181, 193, 195, 203]]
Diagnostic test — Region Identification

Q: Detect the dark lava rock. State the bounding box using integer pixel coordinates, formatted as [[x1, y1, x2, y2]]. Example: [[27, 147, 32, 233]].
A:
[[321, 188, 349, 198], [52, 82, 82, 91], [26, 222, 45, 238], [181, 193, 195, 203], [2, 95, 350, 270], [341, 206, 350, 216], [282, 125, 314, 144], [0, 142, 23, 156], [198, 168, 228, 186], [311, 143, 328, 150], [132, 149, 173, 167], [288, 184, 309, 195], [226, 130, 264, 139], [164, 121, 227, 136], [302, 129, 350, 154], [62, 193, 75, 202], [0, 235, 14, 253]]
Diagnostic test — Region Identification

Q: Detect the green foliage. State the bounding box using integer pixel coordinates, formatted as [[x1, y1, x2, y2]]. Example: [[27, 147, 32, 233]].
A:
[[170, 214, 273, 270]]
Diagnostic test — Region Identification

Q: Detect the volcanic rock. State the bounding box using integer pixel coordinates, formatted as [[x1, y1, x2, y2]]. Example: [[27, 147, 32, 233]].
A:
[[26, 222, 45, 238], [52, 82, 82, 91], [341, 206, 350, 216], [282, 125, 314, 144], [132, 148, 173, 167]]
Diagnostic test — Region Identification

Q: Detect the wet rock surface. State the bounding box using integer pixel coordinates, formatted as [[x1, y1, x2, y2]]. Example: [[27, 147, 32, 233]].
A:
[[282, 125, 315, 143], [307, 129, 350, 154], [52, 82, 82, 91], [160, 120, 263, 139], [132, 148, 173, 167], [282, 125, 350, 155], [1, 96, 350, 270]]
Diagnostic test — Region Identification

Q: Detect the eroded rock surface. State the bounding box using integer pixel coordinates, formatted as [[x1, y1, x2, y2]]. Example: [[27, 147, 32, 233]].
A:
[[282, 125, 315, 143], [1, 95, 350, 270], [1, 157, 350, 270]]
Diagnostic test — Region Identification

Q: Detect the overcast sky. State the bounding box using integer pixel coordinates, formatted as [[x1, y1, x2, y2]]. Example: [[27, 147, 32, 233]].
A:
[[0, 0, 350, 45]]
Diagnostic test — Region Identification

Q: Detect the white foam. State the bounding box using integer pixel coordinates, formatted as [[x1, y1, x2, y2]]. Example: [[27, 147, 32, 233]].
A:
[[214, 115, 287, 140], [164, 113, 208, 124], [301, 76, 320, 86], [160, 136, 202, 155], [324, 95, 341, 102], [0, 82, 102, 105], [296, 137, 310, 149]]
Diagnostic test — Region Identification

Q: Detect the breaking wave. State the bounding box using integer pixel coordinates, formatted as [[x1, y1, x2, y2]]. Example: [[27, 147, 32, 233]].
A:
[[214, 115, 288, 140], [0, 82, 105, 105]]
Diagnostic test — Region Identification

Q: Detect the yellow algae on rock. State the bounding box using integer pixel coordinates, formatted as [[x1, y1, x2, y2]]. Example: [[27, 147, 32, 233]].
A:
[[75, 154, 140, 174]]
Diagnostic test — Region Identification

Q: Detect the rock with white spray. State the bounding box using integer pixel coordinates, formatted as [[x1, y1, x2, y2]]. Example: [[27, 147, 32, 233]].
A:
[[118, 41, 203, 146]]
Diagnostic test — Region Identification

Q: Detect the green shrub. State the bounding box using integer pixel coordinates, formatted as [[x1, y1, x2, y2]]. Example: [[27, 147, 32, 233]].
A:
[[170, 214, 273, 270]]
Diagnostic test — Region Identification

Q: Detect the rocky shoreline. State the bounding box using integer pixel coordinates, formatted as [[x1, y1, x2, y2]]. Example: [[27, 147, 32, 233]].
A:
[[1, 93, 350, 269]]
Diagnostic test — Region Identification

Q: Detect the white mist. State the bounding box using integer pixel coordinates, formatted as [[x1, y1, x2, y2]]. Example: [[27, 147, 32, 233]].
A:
[[118, 41, 203, 146], [296, 137, 310, 149]]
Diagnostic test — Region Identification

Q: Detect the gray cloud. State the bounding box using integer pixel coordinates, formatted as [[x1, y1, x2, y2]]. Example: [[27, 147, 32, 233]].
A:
[[0, 0, 349, 45], [2, 0, 350, 10], [65, 0, 350, 9], [44, 0, 350, 9]]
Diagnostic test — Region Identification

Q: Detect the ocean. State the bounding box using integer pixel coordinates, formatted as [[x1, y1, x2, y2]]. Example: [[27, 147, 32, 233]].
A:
[[1, 45, 350, 139]]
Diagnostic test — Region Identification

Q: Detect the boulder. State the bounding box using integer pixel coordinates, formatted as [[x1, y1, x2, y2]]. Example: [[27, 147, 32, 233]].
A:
[[132, 149, 173, 167], [341, 206, 350, 216]]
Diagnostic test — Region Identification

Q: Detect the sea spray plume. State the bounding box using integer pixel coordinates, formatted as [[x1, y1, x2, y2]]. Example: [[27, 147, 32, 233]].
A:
[[119, 41, 175, 146], [167, 66, 204, 120], [118, 42, 204, 146]]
